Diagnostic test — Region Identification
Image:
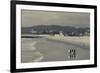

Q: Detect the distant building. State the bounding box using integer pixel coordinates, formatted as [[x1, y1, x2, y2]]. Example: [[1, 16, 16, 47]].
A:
[[54, 31, 64, 37], [59, 31, 64, 37], [32, 29, 37, 34]]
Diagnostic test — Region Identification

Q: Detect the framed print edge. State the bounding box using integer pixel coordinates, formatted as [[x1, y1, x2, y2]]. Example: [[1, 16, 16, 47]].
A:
[[10, 0, 97, 73], [10, 1, 16, 72]]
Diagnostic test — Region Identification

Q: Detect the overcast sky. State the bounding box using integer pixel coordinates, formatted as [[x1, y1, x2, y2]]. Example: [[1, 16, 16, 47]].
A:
[[21, 10, 90, 28]]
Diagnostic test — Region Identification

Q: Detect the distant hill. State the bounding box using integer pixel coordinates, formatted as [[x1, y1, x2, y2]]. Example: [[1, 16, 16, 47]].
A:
[[21, 25, 90, 36]]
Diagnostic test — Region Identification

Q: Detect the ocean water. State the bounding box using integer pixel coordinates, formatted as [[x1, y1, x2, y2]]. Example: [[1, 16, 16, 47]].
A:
[[21, 37, 90, 63]]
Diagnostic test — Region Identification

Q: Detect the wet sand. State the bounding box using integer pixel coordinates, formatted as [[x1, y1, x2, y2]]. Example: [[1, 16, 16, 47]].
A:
[[21, 37, 90, 63]]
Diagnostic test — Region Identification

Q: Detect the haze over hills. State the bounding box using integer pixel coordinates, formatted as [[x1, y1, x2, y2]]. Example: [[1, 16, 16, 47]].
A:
[[22, 10, 90, 28]]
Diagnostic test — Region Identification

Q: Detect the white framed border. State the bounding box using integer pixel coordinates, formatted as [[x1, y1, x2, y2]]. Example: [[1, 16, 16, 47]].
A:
[[16, 4, 95, 69]]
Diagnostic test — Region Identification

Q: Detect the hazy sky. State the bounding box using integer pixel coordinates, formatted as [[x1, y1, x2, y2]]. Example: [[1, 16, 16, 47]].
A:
[[21, 10, 90, 28]]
